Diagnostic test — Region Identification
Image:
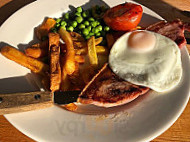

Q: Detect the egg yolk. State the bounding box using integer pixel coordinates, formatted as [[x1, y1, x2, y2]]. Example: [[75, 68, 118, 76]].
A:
[[128, 31, 156, 52]]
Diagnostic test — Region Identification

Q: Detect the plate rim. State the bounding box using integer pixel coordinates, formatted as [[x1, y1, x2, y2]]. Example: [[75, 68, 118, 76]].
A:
[[0, 0, 189, 142]]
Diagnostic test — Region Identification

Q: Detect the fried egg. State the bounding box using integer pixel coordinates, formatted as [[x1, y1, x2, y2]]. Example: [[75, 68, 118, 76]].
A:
[[109, 30, 182, 92]]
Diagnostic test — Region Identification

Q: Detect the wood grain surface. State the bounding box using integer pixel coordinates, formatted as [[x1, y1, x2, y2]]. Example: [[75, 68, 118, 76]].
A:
[[0, 0, 190, 141]]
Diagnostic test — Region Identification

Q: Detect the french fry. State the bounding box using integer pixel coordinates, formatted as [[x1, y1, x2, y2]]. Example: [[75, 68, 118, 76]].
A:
[[36, 18, 56, 40], [59, 27, 76, 75], [75, 48, 87, 55], [95, 46, 108, 54], [0, 46, 49, 75], [106, 33, 115, 48], [49, 33, 61, 92], [68, 62, 85, 89], [87, 36, 98, 67], [63, 103, 77, 111], [95, 37, 103, 45], [73, 41, 86, 48], [60, 67, 70, 91], [75, 55, 85, 64], [25, 40, 48, 58], [73, 37, 103, 49], [70, 32, 85, 42], [75, 45, 108, 55]]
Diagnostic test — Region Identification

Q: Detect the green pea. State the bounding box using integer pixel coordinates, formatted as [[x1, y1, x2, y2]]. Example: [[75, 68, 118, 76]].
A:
[[96, 25, 102, 31], [87, 26, 91, 32], [95, 32, 101, 37], [88, 32, 94, 36], [75, 12, 81, 17], [91, 21, 97, 27], [60, 25, 66, 30], [92, 28, 95, 33], [88, 17, 95, 22], [60, 21, 67, 26], [104, 26, 110, 31], [82, 11, 87, 18], [85, 35, 91, 40], [82, 29, 89, 36], [55, 23, 60, 28], [67, 26, 74, 32], [75, 16, 83, 23], [92, 27, 99, 34], [71, 21, 77, 28], [83, 21, 90, 26], [96, 21, 100, 25], [78, 24, 85, 29], [77, 7, 83, 13], [64, 13, 69, 19], [56, 18, 61, 23]]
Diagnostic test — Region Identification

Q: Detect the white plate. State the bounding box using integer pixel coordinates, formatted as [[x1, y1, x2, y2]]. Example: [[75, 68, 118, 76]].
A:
[[0, 0, 190, 142]]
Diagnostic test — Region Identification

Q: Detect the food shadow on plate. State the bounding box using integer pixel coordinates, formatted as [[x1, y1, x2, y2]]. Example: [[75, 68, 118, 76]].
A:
[[59, 90, 152, 115], [133, 0, 190, 22], [66, 0, 110, 16], [0, 73, 39, 94], [139, 13, 161, 28], [17, 25, 42, 51]]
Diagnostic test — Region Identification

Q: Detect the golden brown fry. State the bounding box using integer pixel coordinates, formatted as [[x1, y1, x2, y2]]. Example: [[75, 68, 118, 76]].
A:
[[70, 32, 85, 42], [75, 46, 108, 55], [60, 44, 71, 91], [73, 37, 103, 49], [106, 33, 115, 48], [59, 28, 76, 75], [73, 41, 86, 48], [75, 55, 85, 64], [0, 46, 49, 75], [49, 33, 60, 50], [60, 67, 70, 91], [25, 47, 46, 58], [49, 33, 61, 92], [75, 48, 87, 55], [95, 37, 103, 45], [63, 103, 77, 111], [68, 62, 85, 90], [25, 40, 48, 58], [95, 46, 108, 54], [87, 36, 98, 67], [36, 18, 56, 40]]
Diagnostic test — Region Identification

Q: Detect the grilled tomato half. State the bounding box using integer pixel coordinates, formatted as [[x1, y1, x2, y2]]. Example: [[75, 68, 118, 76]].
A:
[[103, 3, 143, 31]]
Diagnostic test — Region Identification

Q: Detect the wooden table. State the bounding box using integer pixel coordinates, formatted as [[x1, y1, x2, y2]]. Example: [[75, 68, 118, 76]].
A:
[[0, 0, 190, 141]]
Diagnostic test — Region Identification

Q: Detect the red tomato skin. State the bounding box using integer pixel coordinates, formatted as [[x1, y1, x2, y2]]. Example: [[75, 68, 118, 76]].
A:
[[103, 3, 143, 31]]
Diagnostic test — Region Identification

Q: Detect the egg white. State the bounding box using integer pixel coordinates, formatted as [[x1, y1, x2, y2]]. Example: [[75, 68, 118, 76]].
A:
[[109, 30, 182, 92]]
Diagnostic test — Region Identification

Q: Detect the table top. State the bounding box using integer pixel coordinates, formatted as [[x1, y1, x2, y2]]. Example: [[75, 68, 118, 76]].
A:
[[0, 0, 190, 141]]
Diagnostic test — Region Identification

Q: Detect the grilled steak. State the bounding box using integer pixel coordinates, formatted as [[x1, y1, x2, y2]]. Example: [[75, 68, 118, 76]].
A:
[[78, 64, 149, 107], [146, 19, 189, 48]]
